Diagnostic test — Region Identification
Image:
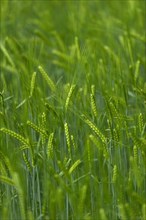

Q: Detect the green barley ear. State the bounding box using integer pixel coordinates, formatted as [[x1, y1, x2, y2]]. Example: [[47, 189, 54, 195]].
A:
[[105, 97, 120, 125], [124, 121, 131, 139], [89, 134, 109, 159], [52, 49, 71, 64], [103, 145, 109, 159], [0, 43, 15, 68], [82, 115, 107, 144], [0, 128, 30, 146], [90, 85, 97, 117], [41, 112, 47, 145], [89, 134, 100, 150], [106, 119, 113, 140], [68, 159, 81, 175], [99, 208, 107, 220], [64, 122, 71, 156], [134, 60, 140, 82], [0, 91, 5, 110], [132, 135, 142, 151], [0, 175, 14, 186], [113, 128, 119, 144], [71, 134, 76, 152], [112, 165, 117, 183], [29, 72, 36, 98], [38, 65, 56, 92], [130, 156, 141, 188], [45, 103, 59, 119], [65, 84, 76, 111], [133, 145, 138, 164], [27, 120, 48, 139], [0, 151, 13, 176], [138, 113, 144, 135], [87, 138, 91, 170], [18, 145, 30, 151], [23, 152, 32, 172], [109, 101, 120, 124], [90, 94, 97, 117], [104, 45, 119, 65], [41, 112, 46, 129], [47, 132, 54, 158], [0, 161, 7, 176], [52, 31, 66, 52]]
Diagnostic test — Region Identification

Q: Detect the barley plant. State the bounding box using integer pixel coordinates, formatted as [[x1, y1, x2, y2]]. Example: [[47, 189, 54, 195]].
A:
[[0, 1, 146, 220]]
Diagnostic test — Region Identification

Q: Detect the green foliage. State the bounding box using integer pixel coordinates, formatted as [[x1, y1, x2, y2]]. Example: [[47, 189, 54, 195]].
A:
[[0, 1, 145, 220]]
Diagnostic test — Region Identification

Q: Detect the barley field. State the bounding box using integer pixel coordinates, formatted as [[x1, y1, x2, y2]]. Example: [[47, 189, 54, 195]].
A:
[[0, 1, 146, 220]]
